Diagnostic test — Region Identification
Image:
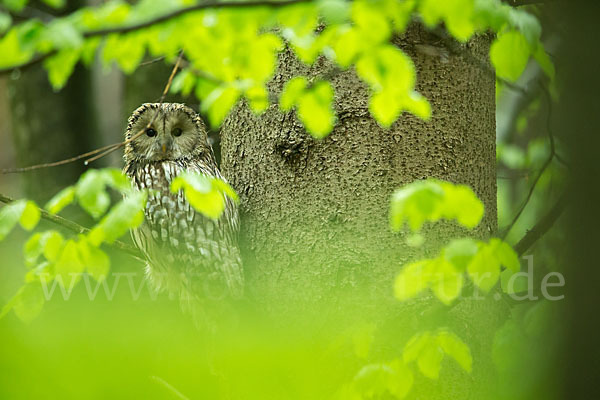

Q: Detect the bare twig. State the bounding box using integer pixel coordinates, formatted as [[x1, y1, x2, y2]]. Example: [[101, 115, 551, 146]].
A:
[[514, 190, 568, 255], [151, 376, 191, 400], [501, 83, 562, 239], [0, 193, 143, 258]]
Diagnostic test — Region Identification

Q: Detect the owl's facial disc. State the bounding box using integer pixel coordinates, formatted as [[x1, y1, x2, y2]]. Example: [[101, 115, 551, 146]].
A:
[[129, 107, 202, 162]]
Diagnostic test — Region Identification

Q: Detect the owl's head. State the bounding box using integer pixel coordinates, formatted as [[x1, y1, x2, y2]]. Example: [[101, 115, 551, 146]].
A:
[[124, 103, 210, 163]]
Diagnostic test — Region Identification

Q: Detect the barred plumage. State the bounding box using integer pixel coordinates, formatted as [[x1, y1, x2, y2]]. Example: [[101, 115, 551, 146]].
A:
[[123, 103, 243, 302]]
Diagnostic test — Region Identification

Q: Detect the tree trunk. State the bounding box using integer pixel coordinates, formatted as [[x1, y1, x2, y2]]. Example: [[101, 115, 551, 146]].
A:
[[222, 25, 497, 309], [7, 63, 98, 202], [219, 24, 504, 398]]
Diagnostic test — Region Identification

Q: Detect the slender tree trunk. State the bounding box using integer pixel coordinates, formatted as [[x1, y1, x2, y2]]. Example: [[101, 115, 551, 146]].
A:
[[220, 24, 504, 398], [7, 63, 98, 202]]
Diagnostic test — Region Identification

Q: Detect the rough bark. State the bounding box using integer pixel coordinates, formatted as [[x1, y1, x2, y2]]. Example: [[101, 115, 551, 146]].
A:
[[222, 25, 497, 310], [220, 24, 503, 399]]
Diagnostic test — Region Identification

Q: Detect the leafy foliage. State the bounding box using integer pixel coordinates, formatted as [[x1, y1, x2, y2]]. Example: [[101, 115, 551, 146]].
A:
[[170, 172, 239, 220], [0, 0, 551, 137], [403, 330, 472, 379], [390, 179, 484, 232]]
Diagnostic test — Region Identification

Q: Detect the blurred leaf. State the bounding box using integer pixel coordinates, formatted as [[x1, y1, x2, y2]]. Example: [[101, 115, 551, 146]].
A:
[[55, 239, 85, 280], [353, 360, 413, 399], [41, 0, 65, 8], [419, 0, 475, 41], [45, 186, 76, 215], [437, 331, 472, 372], [0, 200, 40, 240], [44, 48, 81, 91], [280, 76, 308, 111], [297, 80, 335, 138], [11, 282, 45, 323], [489, 238, 520, 272], [443, 238, 479, 272], [102, 33, 146, 74], [88, 191, 146, 246], [171, 172, 237, 220], [78, 239, 110, 282], [20, 201, 40, 230], [430, 258, 463, 305], [467, 244, 500, 292], [171, 69, 197, 97], [394, 260, 430, 301], [490, 30, 530, 82], [318, 0, 350, 25], [201, 86, 241, 128], [417, 340, 444, 379], [76, 170, 112, 219], [390, 179, 483, 232], [0, 12, 11, 34]]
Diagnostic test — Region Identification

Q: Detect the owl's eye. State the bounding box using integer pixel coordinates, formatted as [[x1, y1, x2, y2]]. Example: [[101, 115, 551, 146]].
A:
[[172, 128, 183, 137], [146, 128, 157, 137]]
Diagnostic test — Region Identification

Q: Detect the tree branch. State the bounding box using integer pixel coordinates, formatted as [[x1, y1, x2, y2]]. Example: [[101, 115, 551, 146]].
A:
[[0, 0, 311, 75], [0, 193, 143, 259], [514, 191, 567, 255]]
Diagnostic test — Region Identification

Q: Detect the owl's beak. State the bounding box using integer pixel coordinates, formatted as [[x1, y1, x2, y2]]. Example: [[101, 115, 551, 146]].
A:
[[160, 137, 173, 154]]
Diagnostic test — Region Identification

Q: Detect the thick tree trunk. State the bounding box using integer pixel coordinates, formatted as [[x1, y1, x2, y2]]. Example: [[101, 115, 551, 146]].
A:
[[222, 25, 497, 309], [220, 24, 502, 399]]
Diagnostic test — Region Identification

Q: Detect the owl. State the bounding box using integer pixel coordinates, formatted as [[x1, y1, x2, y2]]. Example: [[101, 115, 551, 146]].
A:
[[123, 103, 243, 304]]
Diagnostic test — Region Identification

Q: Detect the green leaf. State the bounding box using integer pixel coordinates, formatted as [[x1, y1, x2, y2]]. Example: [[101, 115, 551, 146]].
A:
[[352, 0, 391, 44], [353, 360, 413, 399], [297, 80, 335, 138], [88, 191, 146, 246], [318, 0, 350, 25], [430, 258, 463, 305], [171, 69, 197, 97], [201, 86, 241, 128], [19, 201, 40, 231], [1, 0, 27, 12], [102, 33, 146, 74], [417, 340, 444, 379], [439, 182, 484, 229], [390, 180, 444, 231], [44, 48, 81, 91], [280, 76, 308, 111], [45, 186, 76, 214], [76, 170, 111, 219], [443, 238, 479, 272], [403, 332, 431, 363], [55, 239, 85, 280], [369, 89, 400, 128], [0, 200, 26, 240], [11, 282, 45, 323], [41, 0, 65, 8], [419, 0, 475, 41], [170, 173, 237, 220], [437, 331, 472, 373], [78, 239, 110, 282], [23, 231, 63, 267], [467, 244, 500, 292], [489, 238, 520, 272], [490, 30, 531, 82], [0, 200, 39, 239], [394, 260, 430, 301]]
